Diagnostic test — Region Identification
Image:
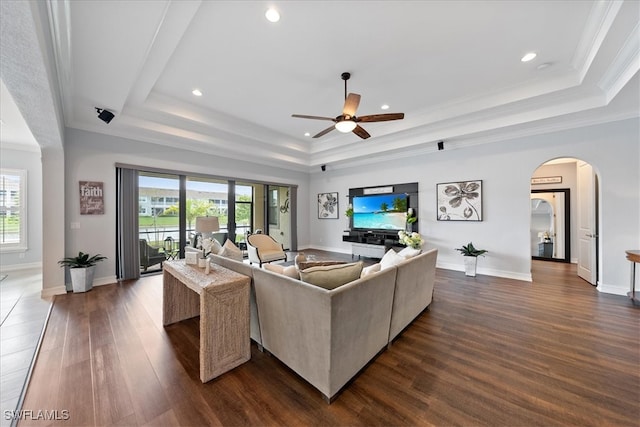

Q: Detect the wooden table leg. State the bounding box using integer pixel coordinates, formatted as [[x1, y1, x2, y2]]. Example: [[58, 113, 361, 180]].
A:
[[199, 282, 251, 382], [163, 269, 201, 325]]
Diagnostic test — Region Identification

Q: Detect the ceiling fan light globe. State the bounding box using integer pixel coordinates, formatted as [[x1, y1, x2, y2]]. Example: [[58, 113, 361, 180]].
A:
[[335, 120, 357, 133]]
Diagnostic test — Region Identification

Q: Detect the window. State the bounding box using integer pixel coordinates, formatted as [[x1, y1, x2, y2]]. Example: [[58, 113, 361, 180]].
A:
[[0, 169, 27, 251], [235, 184, 253, 240], [268, 187, 279, 227]]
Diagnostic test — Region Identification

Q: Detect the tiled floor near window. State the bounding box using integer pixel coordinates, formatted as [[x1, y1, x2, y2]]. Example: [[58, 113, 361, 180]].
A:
[[0, 269, 51, 427]]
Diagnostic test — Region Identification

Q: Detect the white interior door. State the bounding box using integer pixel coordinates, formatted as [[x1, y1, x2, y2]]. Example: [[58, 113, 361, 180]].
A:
[[577, 162, 597, 284]]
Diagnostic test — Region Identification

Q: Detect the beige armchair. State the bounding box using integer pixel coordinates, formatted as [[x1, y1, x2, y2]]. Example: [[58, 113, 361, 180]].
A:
[[246, 234, 287, 266]]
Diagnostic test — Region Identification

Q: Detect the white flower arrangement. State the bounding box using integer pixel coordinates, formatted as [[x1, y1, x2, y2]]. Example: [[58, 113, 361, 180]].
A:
[[398, 230, 424, 249], [201, 237, 215, 257]]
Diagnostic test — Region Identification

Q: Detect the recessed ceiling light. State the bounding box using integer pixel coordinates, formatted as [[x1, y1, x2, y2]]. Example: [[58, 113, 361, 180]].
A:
[[265, 8, 280, 22], [537, 62, 551, 70], [521, 52, 537, 62], [304, 132, 310, 137], [192, 89, 203, 96], [381, 104, 389, 110]]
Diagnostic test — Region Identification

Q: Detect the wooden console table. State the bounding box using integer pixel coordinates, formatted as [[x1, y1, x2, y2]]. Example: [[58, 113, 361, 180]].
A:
[[163, 259, 251, 382], [625, 250, 640, 306]]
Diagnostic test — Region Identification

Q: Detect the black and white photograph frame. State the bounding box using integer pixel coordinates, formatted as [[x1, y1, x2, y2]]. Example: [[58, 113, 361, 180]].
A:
[[437, 180, 483, 221], [318, 192, 339, 219]]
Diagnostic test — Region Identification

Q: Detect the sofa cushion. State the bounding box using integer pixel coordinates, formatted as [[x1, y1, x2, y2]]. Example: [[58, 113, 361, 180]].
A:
[[361, 262, 381, 277], [219, 239, 243, 261], [263, 263, 300, 279], [299, 262, 364, 290], [380, 249, 404, 270], [259, 249, 286, 262], [397, 246, 421, 259]]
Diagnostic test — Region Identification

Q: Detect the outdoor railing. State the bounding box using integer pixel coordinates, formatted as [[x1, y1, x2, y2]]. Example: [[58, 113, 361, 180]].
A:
[[138, 225, 251, 249]]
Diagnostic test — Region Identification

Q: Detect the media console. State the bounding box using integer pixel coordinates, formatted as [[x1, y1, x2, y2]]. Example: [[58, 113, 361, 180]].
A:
[[343, 231, 403, 259], [344, 182, 419, 259]]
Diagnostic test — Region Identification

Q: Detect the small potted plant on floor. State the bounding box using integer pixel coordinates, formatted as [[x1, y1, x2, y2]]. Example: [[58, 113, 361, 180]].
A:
[[455, 242, 487, 277], [58, 252, 107, 293]]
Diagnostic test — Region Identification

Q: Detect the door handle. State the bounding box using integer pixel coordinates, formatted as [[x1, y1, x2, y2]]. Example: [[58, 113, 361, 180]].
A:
[[586, 233, 598, 238]]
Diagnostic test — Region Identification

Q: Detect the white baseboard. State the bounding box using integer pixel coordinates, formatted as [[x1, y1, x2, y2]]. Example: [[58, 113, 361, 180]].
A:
[[597, 282, 627, 296], [45, 275, 119, 298], [436, 261, 533, 282], [93, 275, 118, 287], [41, 285, 67, 298], [0, 262, 42, 272]]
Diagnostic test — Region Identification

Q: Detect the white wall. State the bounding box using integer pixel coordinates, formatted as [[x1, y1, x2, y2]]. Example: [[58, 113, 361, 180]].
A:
[[0, 147, 42, 268], [309, 118, 640, 295], [61, 128, 310, 291]]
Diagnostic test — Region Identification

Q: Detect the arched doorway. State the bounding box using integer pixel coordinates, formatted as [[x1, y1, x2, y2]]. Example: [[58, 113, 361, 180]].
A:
[[530, 158, 599, 286]]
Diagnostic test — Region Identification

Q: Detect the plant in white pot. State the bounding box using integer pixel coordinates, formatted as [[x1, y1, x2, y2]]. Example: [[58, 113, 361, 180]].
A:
[[455, 242, 487, 277], [58, 252, 107, 293]]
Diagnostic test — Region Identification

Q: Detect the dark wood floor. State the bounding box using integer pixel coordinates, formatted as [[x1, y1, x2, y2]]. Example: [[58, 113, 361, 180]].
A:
[[19, 258, 639, 426]]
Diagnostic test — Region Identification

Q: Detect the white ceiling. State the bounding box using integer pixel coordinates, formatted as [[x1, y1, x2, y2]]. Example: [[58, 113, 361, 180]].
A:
[[0, 79, 39, 151], [3, 1, 639, 170]]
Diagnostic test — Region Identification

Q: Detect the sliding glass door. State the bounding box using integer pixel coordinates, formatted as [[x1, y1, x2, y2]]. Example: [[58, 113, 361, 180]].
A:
[[235, 183, 253, 246], [267, 185, 291, 250], [138, 172, 179, 274], [118, 166, 297, 277]]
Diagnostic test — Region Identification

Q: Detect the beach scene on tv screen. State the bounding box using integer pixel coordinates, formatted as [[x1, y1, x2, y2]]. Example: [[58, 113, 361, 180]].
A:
[[353, 194, 408, 230]]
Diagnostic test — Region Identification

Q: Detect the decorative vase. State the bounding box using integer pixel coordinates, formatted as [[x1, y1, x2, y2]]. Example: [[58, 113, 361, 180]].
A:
[[463, 256, 477, 277], [69, 266, 96, 293]]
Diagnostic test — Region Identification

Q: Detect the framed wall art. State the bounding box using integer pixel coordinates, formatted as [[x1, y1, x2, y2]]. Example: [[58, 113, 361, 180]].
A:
[[318, 192, 339, 219], [437, 180, 483, 221], [79, 181, 104, 215]]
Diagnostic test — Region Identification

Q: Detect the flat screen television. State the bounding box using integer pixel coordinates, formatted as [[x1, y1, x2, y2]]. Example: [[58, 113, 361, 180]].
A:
[[352, 193, 408, 231]]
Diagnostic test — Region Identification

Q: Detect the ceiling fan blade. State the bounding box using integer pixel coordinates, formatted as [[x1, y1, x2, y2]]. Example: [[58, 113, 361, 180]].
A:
[[292, 114, 336, 121], [342, 93, 361, 118], [313, 125, 336, 138], [356, 113, 405, 122], [352, 125, 371, 139]]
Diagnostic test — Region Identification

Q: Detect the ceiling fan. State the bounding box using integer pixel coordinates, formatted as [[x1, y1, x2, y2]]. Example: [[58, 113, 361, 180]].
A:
[[292, 72, 404, 140]]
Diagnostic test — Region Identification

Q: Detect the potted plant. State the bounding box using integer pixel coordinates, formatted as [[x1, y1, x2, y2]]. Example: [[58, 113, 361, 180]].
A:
[[406, 207, 417, 232], [454, 242, 487, 277], [58, 252, 107, 293], [345, 204, 354, 230]]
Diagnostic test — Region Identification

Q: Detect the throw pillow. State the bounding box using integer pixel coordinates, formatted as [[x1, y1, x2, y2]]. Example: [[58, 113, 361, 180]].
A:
[[263, 263, 300, 279], [361, 262, 381, 278], [380, 249, 404, 270], [397, 246, 421, 259], [297, 260, 347, 271], [219, 239, 243, 261], [299, 262, 363, 290]]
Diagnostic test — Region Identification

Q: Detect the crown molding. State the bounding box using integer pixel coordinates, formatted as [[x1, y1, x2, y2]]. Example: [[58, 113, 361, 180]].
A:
[[0, 142, 41, 153], [572, 0, 623, 82], [599, 21, 640, 102]]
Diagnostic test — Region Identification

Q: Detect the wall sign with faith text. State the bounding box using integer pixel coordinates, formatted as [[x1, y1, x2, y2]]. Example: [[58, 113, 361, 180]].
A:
[[79, 181, 104, 214]]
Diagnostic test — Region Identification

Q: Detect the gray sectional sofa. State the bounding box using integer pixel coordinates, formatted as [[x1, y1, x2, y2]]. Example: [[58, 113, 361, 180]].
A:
[[208, 248, 438, 402]]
